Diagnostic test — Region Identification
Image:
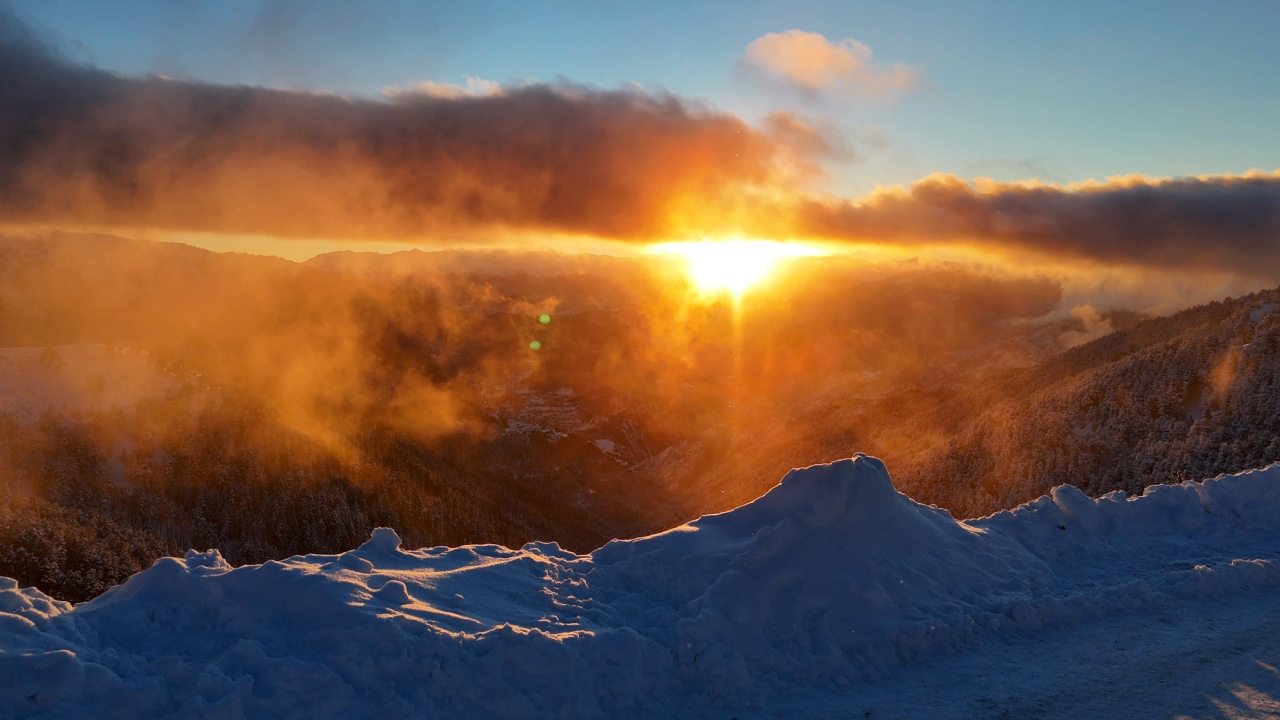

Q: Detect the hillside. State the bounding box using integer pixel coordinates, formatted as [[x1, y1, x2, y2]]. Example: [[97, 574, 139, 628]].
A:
[[0, 235, 679, 600], [6, 233, 1280, 606], [0, 233, 1069, 601], [622, 285, 1280, 522], [885, 287, 1280, 516], [3, 456, 1279, 719]]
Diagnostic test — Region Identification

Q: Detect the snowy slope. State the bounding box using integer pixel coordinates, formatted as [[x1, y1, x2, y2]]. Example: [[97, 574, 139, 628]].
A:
[[3, 455, 1280, 719]]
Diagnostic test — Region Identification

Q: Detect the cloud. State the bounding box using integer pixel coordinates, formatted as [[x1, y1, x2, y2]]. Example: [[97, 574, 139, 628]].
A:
[[742, 30, 919, 99], [794, 171, 1280, 277], [5, 6, 1279, 282], [1057, 304, 1114, 348], [384, 76, 503, 99], [759, 111, 854, 187], [0, 10, 829, 241]]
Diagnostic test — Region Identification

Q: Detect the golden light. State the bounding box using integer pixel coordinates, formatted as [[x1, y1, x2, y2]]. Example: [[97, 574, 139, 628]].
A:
[[649, 239, 829, 298]]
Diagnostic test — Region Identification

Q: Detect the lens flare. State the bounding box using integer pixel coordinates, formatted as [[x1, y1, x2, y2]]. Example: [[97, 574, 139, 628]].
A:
[[649, 239, 829, 297]]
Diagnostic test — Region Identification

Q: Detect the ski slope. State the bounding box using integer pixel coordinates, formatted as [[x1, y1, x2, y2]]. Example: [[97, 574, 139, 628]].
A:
[[3, 455, 1279, 718]]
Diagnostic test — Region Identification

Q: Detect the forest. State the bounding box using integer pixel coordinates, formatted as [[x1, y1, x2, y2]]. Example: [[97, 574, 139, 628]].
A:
[[4, 234, 1279, 601]]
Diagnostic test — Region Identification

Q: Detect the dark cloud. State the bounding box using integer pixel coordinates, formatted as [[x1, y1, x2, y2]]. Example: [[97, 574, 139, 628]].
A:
[[796, 172, 1280, 276], [0, 9, 807, 240], [4, 6, 1279, 278]]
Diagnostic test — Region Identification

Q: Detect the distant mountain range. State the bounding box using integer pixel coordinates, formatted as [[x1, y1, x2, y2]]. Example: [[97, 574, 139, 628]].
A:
[[2, 232, 1277, 601]]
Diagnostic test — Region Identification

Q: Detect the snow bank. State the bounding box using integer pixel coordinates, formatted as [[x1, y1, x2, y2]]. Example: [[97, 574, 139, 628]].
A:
[[3, 455, 1280, 718]]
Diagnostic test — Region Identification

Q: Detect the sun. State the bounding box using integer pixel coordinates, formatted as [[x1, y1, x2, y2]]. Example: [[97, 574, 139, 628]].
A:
[[649, 239, 828, 297]]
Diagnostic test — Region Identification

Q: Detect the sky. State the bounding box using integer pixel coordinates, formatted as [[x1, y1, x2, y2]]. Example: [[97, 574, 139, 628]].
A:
[[3, 0, 1279, 274], [14, 0, 1280, 195]]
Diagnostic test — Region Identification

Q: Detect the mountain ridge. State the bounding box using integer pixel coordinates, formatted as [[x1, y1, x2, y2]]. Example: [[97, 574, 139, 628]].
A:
[[4, 455, 1279, 718]]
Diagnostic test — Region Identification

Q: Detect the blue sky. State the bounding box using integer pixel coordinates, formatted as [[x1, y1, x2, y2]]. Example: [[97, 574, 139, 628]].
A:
[[12, 0, 1280, 196]]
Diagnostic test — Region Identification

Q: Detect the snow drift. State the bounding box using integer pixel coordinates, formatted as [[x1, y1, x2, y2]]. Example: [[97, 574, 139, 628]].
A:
[[3, 454, 1280, 718]]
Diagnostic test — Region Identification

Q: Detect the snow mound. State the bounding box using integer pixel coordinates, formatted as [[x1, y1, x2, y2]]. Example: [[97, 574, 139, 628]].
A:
[[4, 455, 1280, 718]]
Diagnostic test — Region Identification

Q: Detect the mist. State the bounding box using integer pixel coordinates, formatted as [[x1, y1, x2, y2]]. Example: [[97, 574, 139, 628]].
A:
[[0, 232, 1079, 524]]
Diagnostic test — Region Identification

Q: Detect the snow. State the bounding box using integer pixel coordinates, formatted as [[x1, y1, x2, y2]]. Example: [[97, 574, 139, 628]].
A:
[[3, 455, 1280, 718]]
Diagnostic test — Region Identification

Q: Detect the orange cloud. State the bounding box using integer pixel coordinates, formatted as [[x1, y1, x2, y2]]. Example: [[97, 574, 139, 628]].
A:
[[0, 16, 830, 242], [742, 30, 919, 99], [795, 171, 1280, 277], [5, 8, 1279, 281]]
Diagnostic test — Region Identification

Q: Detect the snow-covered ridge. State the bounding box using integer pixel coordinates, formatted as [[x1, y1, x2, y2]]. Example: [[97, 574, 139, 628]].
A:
[[3, 455, 1279, 718]]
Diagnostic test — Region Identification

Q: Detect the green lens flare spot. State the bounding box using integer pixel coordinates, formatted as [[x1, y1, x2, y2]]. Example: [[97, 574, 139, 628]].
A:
[[529, 340, 542, 351], [538, 313, 552, 325]]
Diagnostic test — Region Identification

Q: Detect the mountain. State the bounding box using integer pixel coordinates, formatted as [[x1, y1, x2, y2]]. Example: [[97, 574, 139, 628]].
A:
[[7, 232, 1280, 607], [4, 456, 1278, 718], [0, 234, 680, 600], [0, 233, 1074, 601], [882, 286, 1280, 516]]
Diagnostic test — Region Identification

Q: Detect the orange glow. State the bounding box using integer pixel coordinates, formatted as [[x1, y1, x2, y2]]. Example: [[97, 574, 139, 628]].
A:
[[649, 239, 829, 297]]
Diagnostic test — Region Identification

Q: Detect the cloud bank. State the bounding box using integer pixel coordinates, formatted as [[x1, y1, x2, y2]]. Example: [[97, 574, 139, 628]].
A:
[[4, 9, 1280, 280], [0, 13, 813, 240], [795, 172, 1280, 277]]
